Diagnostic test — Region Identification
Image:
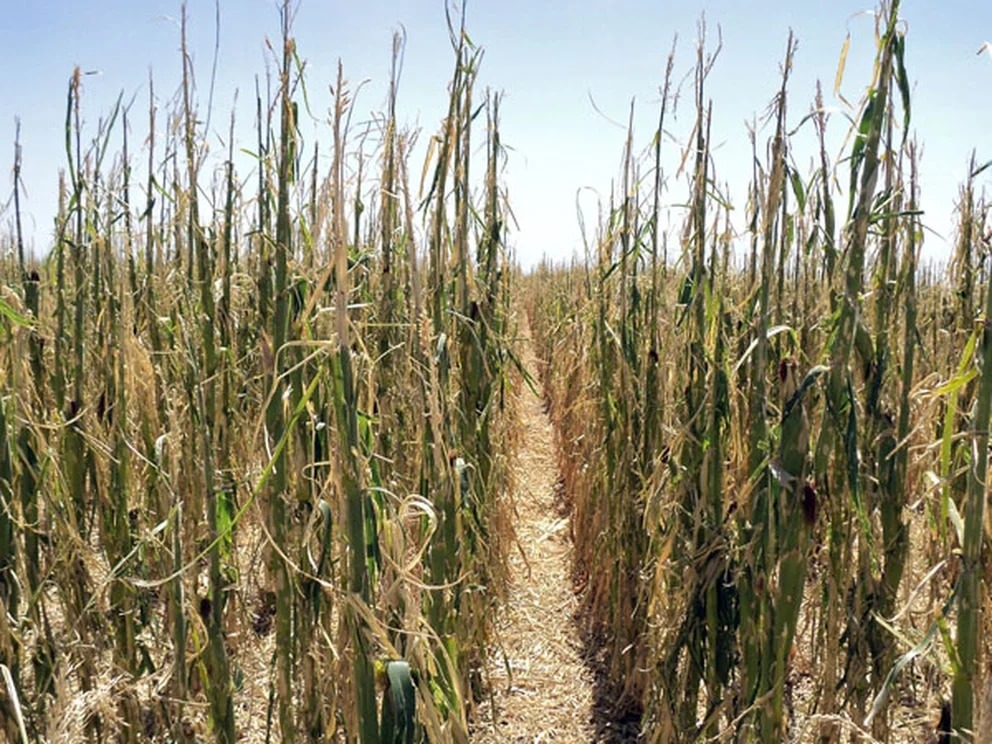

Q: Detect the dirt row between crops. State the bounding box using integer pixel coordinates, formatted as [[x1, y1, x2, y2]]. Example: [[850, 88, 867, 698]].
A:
[[472, 323, 602, 743]]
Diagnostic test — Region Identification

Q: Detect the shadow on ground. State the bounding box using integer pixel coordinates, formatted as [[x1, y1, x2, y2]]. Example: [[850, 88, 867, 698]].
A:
[[551, 473, 644, 743], [581, 637, 644, 743]]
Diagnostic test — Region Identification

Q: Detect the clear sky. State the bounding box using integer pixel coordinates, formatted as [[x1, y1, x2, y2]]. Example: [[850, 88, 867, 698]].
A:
[[1, 1, 990, 268]]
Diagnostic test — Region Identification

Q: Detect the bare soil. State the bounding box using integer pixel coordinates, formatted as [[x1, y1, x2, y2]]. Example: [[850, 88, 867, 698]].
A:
[[472, 327, 597, 743]]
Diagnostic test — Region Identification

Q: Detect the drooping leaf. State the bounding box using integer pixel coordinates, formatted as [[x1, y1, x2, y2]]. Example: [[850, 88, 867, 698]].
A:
[[893, 31, 912, 142], [380, 660, 416, 744], [0, 298, 33, 328]]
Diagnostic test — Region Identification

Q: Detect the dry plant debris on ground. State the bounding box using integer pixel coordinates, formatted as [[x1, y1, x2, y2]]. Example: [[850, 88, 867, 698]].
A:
[[473, 327, 596, 743]]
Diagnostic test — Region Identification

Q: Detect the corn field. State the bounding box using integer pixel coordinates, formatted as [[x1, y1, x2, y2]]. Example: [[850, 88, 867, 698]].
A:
[[1, 0, 992, 742], [529, 1, 992, 741], [1, 3, 515, 741]]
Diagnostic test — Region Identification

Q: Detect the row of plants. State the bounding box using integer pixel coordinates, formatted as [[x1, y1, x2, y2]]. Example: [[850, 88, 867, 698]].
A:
[[0, 4, 515, 741], [528, 1, 992, 740]]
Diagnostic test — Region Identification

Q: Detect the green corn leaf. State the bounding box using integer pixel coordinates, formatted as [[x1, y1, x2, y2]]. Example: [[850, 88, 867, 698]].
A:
[[971, 159, 992, 178], [781, 365, 830, 422], [935, 368, 978, 397], [893, 32, 912, 142], [849, 89, 883, 215], [217, 484, 234, 561], [787, 164, 806, 212], [938, 608, 961, 677], [866, 584, 956, 727], [315, 499, 333, 578], [380, 660, 416, 744], [0, 298, 33, 328]]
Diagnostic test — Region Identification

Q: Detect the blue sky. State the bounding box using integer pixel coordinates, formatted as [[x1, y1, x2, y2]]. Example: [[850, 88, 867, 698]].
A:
[[1, 1, 990, 267]]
